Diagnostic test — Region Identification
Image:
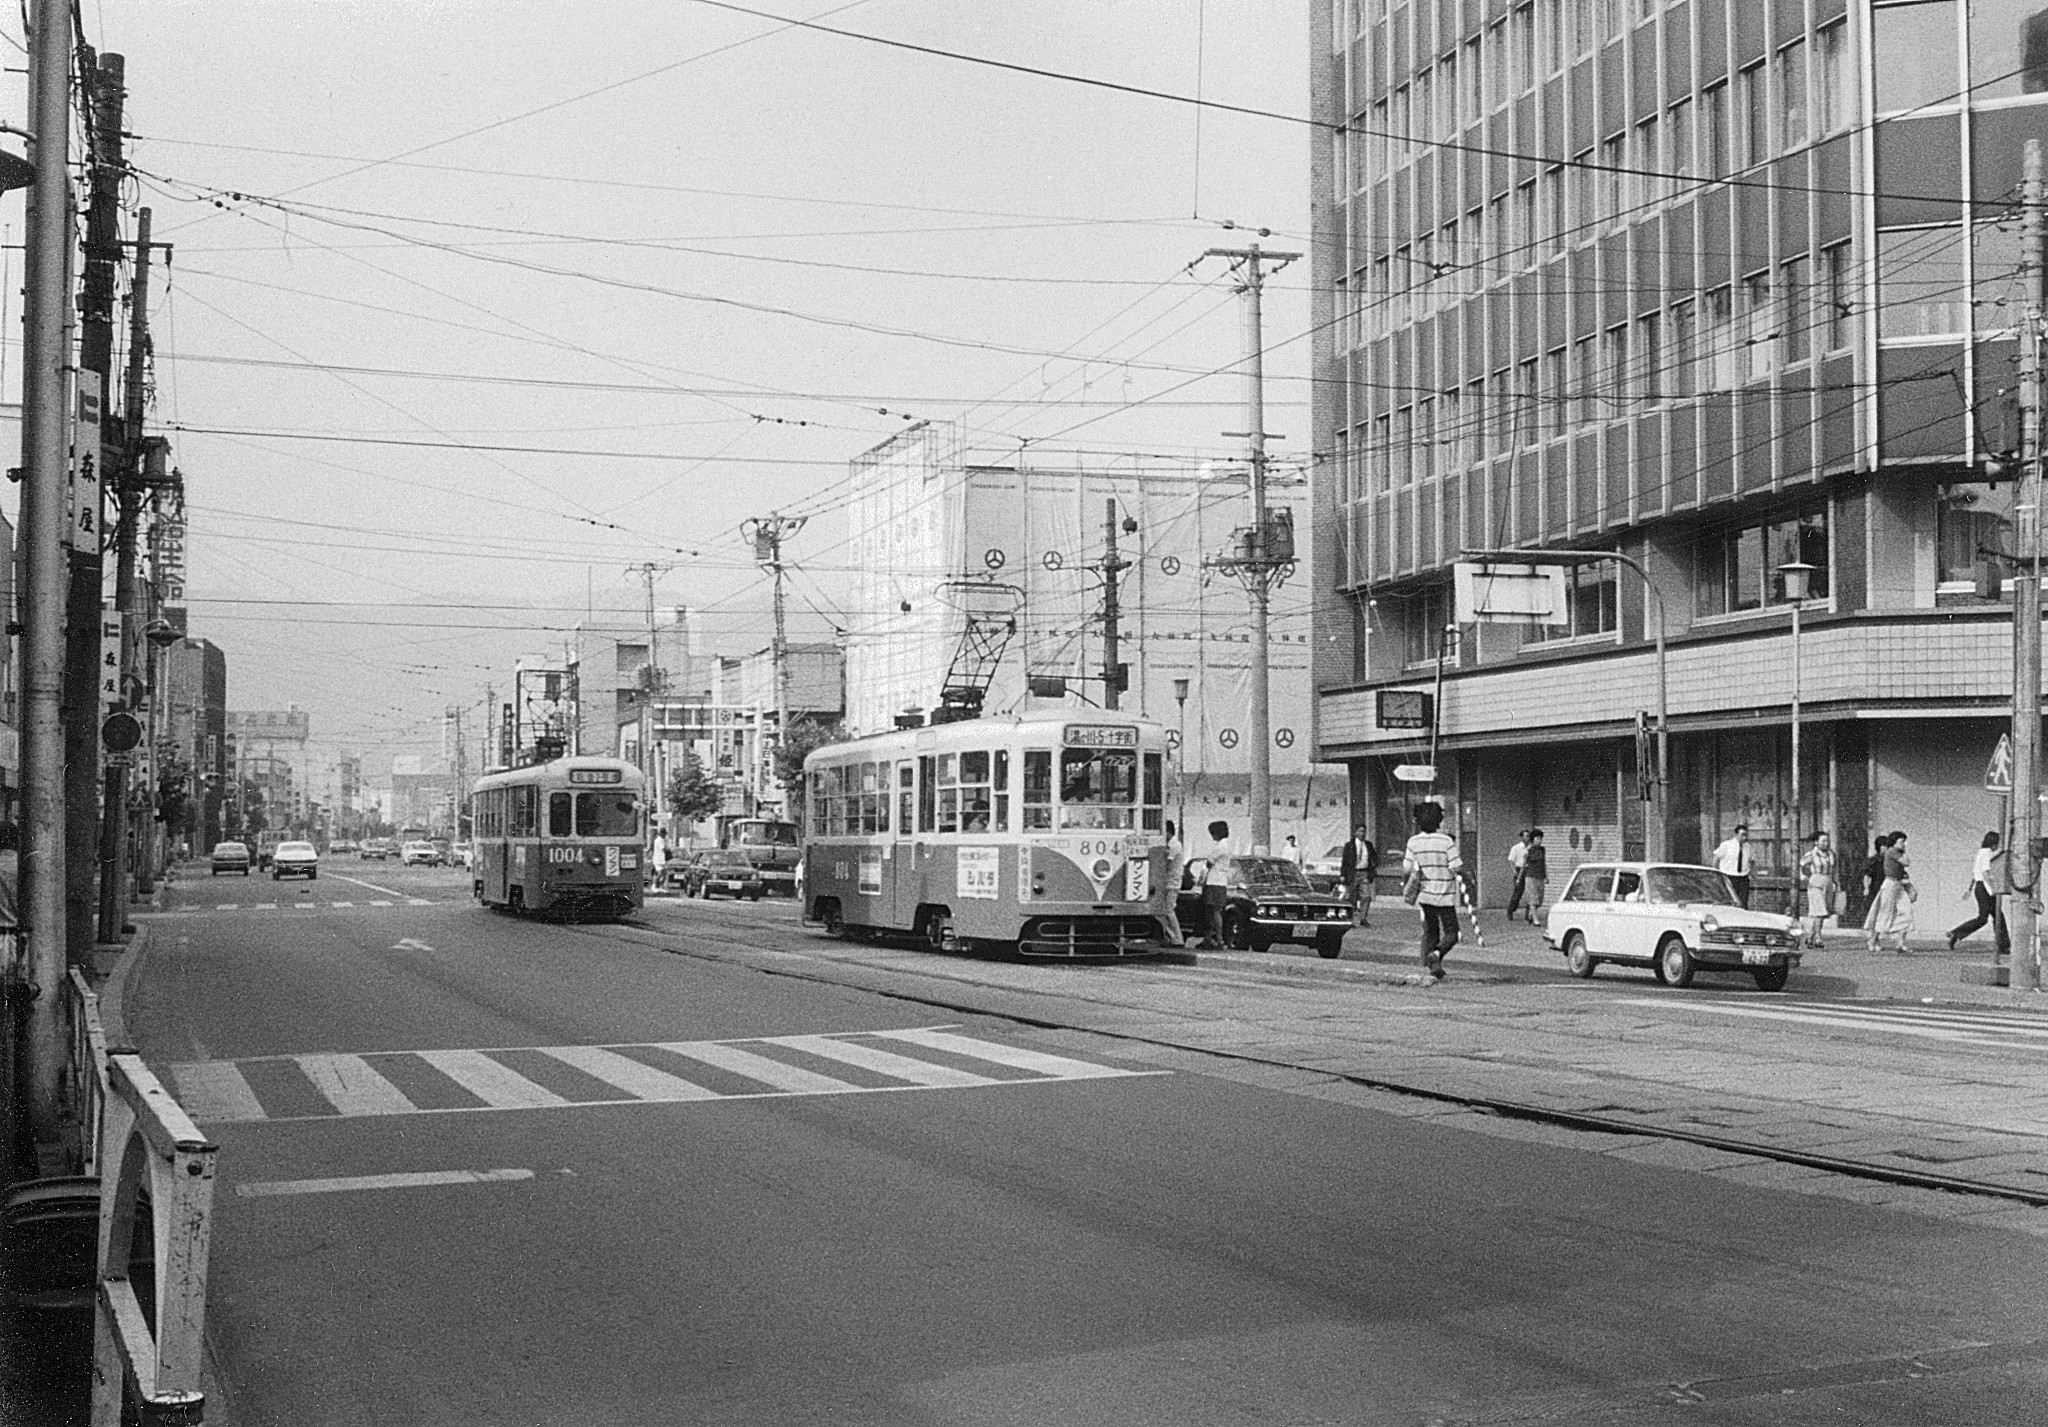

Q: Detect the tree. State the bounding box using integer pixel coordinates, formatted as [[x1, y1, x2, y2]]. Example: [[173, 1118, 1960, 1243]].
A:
[[666, 750, 726, 825], [775, 716, 845, 825]]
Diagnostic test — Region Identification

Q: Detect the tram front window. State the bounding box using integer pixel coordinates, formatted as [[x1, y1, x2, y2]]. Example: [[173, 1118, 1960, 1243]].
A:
[[575, 792, 639, 837], [1058, 748, 1137, 829]]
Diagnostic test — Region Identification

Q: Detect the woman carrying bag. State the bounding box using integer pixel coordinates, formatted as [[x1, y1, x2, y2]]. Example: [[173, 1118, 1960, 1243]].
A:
[[1797, 831, 1836, 950]]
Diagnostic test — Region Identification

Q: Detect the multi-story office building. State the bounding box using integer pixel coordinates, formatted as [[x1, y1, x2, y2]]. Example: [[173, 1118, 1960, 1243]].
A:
[[1311, 1, 2047, 907]]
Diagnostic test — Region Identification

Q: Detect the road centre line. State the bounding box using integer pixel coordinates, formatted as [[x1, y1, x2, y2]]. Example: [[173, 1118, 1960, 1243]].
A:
[[327, 871, 405, 898], [237, 1168, 532, 1199]]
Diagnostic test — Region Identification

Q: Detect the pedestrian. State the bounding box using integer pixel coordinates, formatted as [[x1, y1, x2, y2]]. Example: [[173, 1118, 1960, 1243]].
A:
[[1199, 819, 1233, 949], [1402, 800, 1464, 982], [1503, 828, 1529, 920], [1519, 829, 1548, 924], [1712, 823, 1754, 907], [1870, 829, 1916, 953], [1946, 830, 2009, 956], [1339, 823, 1378, 926], [1281, 834, 1302, 866], [1162, 820, 1187, 946], [1797, 830, 1837, 949], [651, 830, 669, 889]]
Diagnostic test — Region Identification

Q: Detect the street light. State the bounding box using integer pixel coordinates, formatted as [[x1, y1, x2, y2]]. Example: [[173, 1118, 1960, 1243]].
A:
[[1780, 561, 1816, 900], [1172, 677, 1190, 836]]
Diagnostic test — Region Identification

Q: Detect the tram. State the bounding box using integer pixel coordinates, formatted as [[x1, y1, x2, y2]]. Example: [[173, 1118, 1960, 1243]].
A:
[[470, 755, 647, 919], [801, 709, 1176, 957]]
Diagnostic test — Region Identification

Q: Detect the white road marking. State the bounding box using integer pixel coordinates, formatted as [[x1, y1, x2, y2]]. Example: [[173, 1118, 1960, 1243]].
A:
[[659, 1041, 858, 1094], [392, 938, 434, 952], [292, 902, 317, 910], [215, 904, 237, 911], [371, 900, 392, 907], [541, 1044, 720, 1102], [328, 871, 405, 898], [873, 1026, 1141, 1079], [331, 900, 353, 907], [296, 1054, 418, 1116], [417, 1049, 568, 1109], [167, 1061, 266, 1123], [252, 903, 278, 911], [769, 1034, 997, 1088], [237, 1168, 532, 1199], [1613, 997, 2048, 1048], [406, 898, 432, 906]]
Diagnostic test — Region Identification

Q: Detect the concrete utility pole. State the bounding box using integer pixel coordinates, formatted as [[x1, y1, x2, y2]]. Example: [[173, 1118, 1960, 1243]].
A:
[[745, 514, 807, 808], [626, 562, 669, 808], [1205, 243, 1300, 853], [18, 0, 73, 1160], [2010, 139, 2045, 994], [1099, 498, 1131, 710]]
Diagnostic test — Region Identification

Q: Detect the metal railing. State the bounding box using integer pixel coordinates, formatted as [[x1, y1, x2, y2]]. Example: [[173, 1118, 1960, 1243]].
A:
[[89, 1052, 217, 1427], [65, 967, 111, 1177]]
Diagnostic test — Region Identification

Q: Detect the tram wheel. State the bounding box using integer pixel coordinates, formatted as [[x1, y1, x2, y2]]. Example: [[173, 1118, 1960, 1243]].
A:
[[508, 887, 525, 916], [925, 911, 955, 953], [820, 901, 846, 938]]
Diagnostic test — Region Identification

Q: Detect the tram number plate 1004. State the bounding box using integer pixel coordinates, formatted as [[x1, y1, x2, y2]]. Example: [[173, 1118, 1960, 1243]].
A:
[[545, 847, 584, 865]]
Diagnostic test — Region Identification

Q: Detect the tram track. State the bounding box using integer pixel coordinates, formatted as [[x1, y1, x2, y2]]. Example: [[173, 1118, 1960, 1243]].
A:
[[569, 900, 2048, 1211]]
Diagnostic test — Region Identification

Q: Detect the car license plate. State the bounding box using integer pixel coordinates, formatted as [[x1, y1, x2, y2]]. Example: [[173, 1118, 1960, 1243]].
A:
[[1293, 922, 1320, 939], [1742, 948, 1775, 965]]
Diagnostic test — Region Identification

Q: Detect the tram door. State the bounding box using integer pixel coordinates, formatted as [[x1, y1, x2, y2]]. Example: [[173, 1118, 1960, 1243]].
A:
[[892, 760, 919, 928]]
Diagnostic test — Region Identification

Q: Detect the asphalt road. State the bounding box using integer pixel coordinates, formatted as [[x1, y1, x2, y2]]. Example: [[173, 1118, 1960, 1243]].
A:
[[120, 864, 2048, 1425]]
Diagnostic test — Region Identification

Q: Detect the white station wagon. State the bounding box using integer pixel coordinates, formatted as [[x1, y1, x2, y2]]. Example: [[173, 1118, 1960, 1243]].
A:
[[1544, 862, 1802, 992]]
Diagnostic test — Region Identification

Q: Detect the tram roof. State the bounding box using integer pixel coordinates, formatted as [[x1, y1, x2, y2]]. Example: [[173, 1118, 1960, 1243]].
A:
[[806, 707, 1162, 765], [471, 754, 645, 789]]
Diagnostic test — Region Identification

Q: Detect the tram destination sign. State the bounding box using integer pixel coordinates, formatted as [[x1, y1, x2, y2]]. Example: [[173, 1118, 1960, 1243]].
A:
[[1065, 724, 1139, 748], [568, 768, 624, 784]]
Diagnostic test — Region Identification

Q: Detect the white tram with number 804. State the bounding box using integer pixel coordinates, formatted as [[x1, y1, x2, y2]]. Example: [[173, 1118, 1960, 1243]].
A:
[[801, 710, 1177, 957]]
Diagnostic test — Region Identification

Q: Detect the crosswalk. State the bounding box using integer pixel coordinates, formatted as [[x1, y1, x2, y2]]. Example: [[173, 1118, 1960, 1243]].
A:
[[144, 898, 450, 916], [166, 1025, 1160, 1124], [1613, 996, 2048, 1051]]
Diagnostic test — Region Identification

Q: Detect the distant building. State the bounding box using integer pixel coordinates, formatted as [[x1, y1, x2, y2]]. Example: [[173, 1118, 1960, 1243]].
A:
[[390, 755, 456, 835], [165, 638, 228, 851], [844, 423, 1350, 852]]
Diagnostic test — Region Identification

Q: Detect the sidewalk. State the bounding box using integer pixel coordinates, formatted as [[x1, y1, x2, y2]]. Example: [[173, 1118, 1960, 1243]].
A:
[[1199, 906, 2048, 1009]]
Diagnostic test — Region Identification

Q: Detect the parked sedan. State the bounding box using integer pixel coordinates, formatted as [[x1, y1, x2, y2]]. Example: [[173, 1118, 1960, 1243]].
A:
[[1179, 855, 1353, 957], [1302, 843, 1347, 893], [271, 841, 319, 881], [400, 840, 442, 867], [1544, 862, 1802, 991], [679, 852, 766, 901], [209, 841, 251, 876]]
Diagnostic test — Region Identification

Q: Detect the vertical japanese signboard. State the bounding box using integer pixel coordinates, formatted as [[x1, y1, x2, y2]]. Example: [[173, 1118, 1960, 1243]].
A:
[[66, 370, 103, 550]]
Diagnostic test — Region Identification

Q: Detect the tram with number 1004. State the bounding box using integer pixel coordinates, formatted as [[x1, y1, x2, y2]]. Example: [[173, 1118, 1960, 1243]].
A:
[[470, 756, 647, 919], [801, 709, 1177, 957]]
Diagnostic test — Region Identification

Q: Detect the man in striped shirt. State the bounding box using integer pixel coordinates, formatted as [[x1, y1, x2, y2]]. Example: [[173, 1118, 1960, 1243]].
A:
[[1403, 801, 1464, 983]]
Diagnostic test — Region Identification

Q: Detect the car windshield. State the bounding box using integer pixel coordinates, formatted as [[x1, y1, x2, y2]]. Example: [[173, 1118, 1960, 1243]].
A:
[[280, 843, 313, 854], [1231, 857, 1312, 893], [213, 844, 245, 855], [1645, 867, 1739, 905], [732, 822, 798, 847]]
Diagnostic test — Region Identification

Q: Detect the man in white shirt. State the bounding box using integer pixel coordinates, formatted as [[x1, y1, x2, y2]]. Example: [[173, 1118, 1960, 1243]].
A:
[[1162, 821, 1187, 946], [1504, 830, 1529, 919], [1403, 801, 1465, 982], [1199, 820, 1234, 948], [1712, 823, 1753, 907]]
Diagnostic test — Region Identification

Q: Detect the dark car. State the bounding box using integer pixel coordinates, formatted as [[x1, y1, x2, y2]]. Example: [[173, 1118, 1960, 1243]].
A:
[[1178, 855, 1353, 958], [210, 841, 252, 877], [679, 852, 765, 901]]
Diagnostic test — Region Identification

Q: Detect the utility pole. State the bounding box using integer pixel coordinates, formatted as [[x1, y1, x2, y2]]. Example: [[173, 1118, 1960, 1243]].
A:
[[625, 563, 669, 815], [1204, 243, 1300, 853], [18, 0, 73, 1163], [1100, 498, 1130, 710], [744, 514, 808, 811], [2011, 139, 2046, 994], [96, 208, 156, 944]]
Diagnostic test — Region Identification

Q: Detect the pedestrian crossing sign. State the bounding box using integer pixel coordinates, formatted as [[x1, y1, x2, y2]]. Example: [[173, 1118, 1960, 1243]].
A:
[[1987, 732, 2014, 793]]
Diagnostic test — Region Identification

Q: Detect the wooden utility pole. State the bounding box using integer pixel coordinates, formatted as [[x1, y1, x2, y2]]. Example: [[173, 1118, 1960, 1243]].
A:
[[1205, 243, 1300, 853], [2011, 140, 2046, 994], [1100, 498, 1129, 710], [745, 514, 807, 809]]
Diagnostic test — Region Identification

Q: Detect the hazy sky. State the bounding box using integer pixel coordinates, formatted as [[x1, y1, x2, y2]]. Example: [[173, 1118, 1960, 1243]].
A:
[[10, 1, 1311, 771]]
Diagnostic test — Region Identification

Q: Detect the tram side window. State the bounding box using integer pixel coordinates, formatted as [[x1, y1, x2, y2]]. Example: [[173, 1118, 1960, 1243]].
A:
[[1022, 750, 1053, 830], [898, 762, 914, 834], [918, 756, 937, 833], [993, 750, 1010, 832], [958, 751, 992, 833], [1143, 752, 1164, 831], [863, 760, 890, 834], [810, 771, 828, 836], [549, 792, 574, 837], [513, 786, 537, 837]]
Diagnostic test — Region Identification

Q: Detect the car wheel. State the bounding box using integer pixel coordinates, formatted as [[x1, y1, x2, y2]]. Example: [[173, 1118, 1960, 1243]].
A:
[[1656, 935, 1696, 989], [1564, 931, 1597, 979], [1315, 931, 1344, 960], [272, 871, 281, 881], [1751, 964, 1790, 993], [1224, 910, 1252, 951], [309, 870, 318, 880], [750, 891, 763, 901]]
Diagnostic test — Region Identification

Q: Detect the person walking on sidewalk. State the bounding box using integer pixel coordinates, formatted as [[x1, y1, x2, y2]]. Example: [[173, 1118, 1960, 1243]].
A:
[[1402, 801, 1464, 982], [1797, 830, 1837, 949], [1339, 824, 1378, 927], [1503, 829, 1529, 920], [1198, 819, 1234, 949], [1870, 830, 1916, 953], [1859, 833, 1892, 941], [1519, 830, 1548, 924], [1947, 830, 2009, 956], [1163, 821, 1187, 946], [1712, 824, 1754, 907]]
